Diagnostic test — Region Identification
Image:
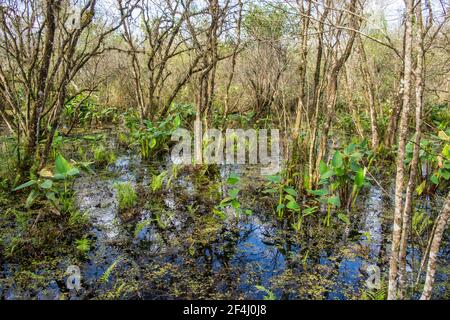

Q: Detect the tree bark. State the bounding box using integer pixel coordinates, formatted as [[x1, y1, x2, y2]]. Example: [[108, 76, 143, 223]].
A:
[[398, 2, 425, 298], [387, 0, 414, 300], [420, 192, 450, 300]]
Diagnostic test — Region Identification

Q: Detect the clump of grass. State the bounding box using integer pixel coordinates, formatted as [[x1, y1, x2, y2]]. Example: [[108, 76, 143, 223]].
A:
[[75, 237, 91, 255], [93, 144, 116, 166], [114, 182, 137, 210], [151, 171, 167, 192]]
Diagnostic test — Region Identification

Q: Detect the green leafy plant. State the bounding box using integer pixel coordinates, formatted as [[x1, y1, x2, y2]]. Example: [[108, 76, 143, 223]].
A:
[[255, 285, 276, 300], [308, 141, 372, 226], [406, 130, 450, 194], [114, 182, 137, 210], [92, 144, 116, 166], [263, 174, 305, 221], [75, 237, 91, 254], [12, 154, 80, 210], [126, 107, 187, 160], [99, 258, 122, 283], [151, 171, 168, 192], [412, 209, 433, 248], [214, 173, 252, 220]]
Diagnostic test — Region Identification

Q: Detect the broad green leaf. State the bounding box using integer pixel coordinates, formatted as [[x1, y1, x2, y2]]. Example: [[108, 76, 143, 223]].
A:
[[416, 180, 426, 195], [338, 212, 350, 224], [319, 161, 329, 175], [46, 192, 56, 203], [328, 195, 341, 207], [332, 151, 344, 168], [267, 175, 282, 183], [228, 188, 240, 198], [227, 173, 240, 185], [52, 173, 65, 181], [285, 194, 295, 202], [284, 187, 298, 197], [54, 154, 71, 175], [13, 180, 36, 191], [173, 115, 181, 127], [213, 208, 226, 220], [40, 179, 53, 189], [308, 188, 328, 196], [244, 209, 253, 215], [430, 174, 439, 185], [354, 167, 365, 187], [334, 167, 345, 177], [286, 200, 300, 211], [25, 189, 39, 208], [276, 203, 285, 212], [320, 169, 335, 180], [231, 199, 240, 209], [150, 137, 157, 149], [67, 168, 80, 177], [440, 169, 450, 180]]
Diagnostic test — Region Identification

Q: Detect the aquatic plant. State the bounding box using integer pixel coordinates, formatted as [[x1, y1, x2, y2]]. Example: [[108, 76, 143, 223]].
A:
[[100, 258, 123, 284], [126, 111, 182, 160], [255, 285, 276, 300], [412, 209, 433, 239], [93, 144, 116, 166], [263, 174, 300, 220], [361, 280, 387, 300], [406, 130, 450, 194], [214, 173, 252, 220], [307, 141, 372, 226], [114, 182, 137, 210], [12, 154, 80, 210], [151, 171, 168, 192], [75, 237, 91, 254], [124, 103, 194, 160]]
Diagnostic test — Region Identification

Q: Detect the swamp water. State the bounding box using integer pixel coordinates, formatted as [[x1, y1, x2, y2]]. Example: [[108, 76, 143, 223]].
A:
[[1, 135, 448, 300]]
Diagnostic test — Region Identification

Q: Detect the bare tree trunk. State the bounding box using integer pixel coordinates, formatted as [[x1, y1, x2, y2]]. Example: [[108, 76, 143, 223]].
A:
[[292, 0, 311, 141], [223, 0, 242, 121], [384, 26, 407, 149], [387, 0, 414, 300], [26, 0, 57, 169], [344, 64, 364, 138], [398, 3, 425, 298], [420, 192, 450, 300], [307, 1, 329, 189], [358, 36, 379, 151]]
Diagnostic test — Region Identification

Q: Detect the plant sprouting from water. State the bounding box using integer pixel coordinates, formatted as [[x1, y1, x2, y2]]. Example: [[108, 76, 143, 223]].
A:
[[214, 173, 252, 220], [307, 141, 372, 226], [12, 154, 82, 211], [114, 182, 137, 210]]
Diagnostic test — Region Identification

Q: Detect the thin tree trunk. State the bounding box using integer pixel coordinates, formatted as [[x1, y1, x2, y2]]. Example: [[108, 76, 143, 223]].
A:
[[387, 0, 414, 300], [420, 192, 450, 300], [224, 0, 242, 121], [358, 36, 379, 151], [26, 0, 57, 169], [307, 2, 329, 189], [398, 3, 425, 298], [292, 0, 312, 141]]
